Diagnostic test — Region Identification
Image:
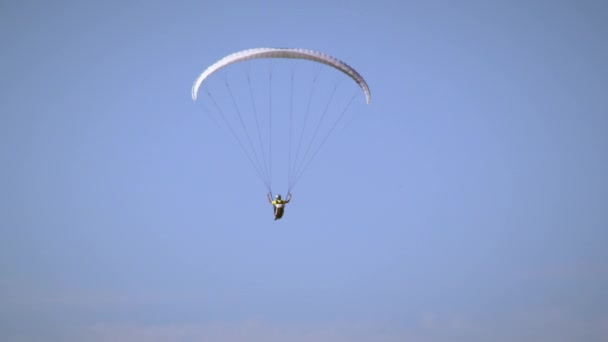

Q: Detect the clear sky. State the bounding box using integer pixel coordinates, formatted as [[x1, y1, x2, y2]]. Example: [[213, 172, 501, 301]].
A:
[[1, 0, 607, 341]]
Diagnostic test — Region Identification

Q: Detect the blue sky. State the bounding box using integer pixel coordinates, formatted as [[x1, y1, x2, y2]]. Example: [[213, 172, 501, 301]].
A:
[[1, 0, 607, 341]]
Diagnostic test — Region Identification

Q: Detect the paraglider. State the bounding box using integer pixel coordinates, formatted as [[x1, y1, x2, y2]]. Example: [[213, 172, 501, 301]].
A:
[[192, 48, 370, 220], [267, 193, 292, 220]]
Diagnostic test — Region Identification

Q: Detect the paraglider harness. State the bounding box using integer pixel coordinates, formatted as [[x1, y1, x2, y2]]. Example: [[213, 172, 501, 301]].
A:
[[272, 198, 286, 219]]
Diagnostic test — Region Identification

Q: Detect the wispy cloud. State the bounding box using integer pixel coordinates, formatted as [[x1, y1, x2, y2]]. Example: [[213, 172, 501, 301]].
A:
[[3, 311, 607, 342]]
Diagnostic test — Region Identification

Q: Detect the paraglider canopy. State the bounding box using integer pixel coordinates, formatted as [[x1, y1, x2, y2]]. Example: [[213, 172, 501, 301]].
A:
[[192, 48, 371, 104]]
